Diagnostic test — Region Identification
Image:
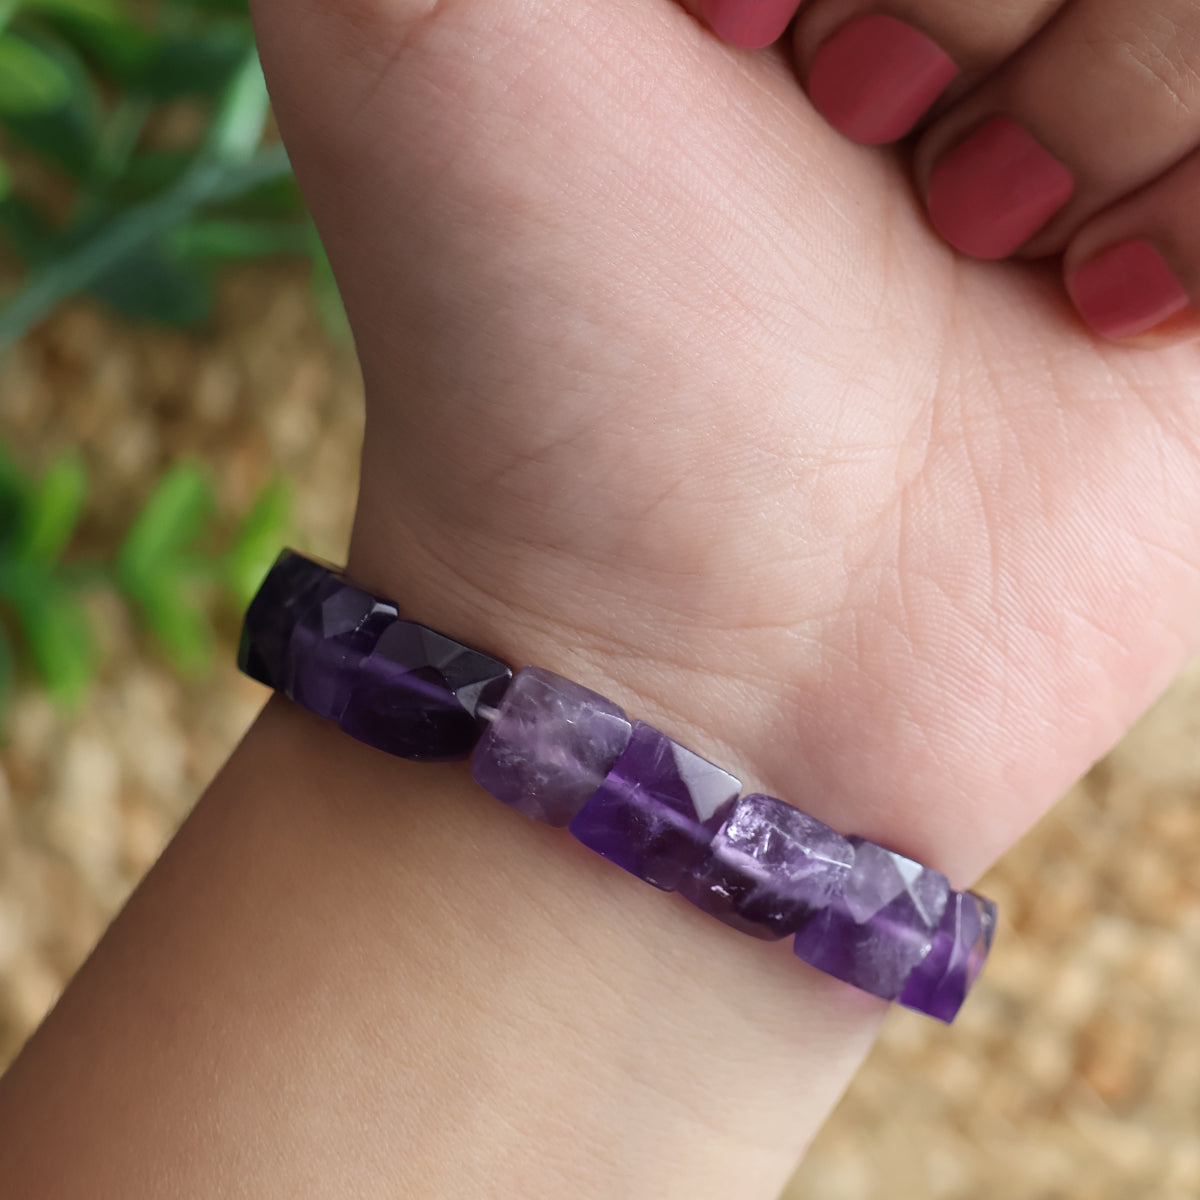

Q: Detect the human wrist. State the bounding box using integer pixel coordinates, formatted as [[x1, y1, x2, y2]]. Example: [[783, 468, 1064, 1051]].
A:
[[242, 699, 887, 1199], [255, 540, 995, 1020], [0, 696, 881, 1200], [344, 490, 994, 890]]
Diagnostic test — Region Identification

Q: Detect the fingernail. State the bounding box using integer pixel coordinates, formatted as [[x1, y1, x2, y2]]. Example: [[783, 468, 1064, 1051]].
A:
[[808, 16, 958, 145], [1069, 239, 1191, 340], [700, 0, 800, 49], [927, 116, 1074, 259]]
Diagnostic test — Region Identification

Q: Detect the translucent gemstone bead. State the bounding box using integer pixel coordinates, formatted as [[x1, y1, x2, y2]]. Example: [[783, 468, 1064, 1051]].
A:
[[471, 666, 633, 826], [237, 549, 332, 688], [792, 836, 950, 1001], [338, 620, 512, 761], [898, 890, 997, 1022], [283, 578, 398, 721], [569, 721, 740, 892], [678, 794, 854, 940]]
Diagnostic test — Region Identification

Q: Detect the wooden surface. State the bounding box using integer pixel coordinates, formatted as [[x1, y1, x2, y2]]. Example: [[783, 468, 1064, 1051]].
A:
[[1, 270, 1197, 1199]]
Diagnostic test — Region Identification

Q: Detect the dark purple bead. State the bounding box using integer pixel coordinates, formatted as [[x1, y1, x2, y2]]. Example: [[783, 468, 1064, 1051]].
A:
[[283, 578, 398, 721], [898, 890, 997, 1022], [569, 721, 740, 892], [678, 794, 854, 941], [338, 621, 511, 762], [471, 667, 632, 826], [237, 549, 332, 688], [792, 836, 950, 1001]]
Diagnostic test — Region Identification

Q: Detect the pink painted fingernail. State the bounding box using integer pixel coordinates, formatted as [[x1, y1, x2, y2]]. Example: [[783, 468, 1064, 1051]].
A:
[[927, 116, 1074, 259], [808, 16, 958, 145], [700, 0, 801, 49], [1069, 240, 1191, 340]]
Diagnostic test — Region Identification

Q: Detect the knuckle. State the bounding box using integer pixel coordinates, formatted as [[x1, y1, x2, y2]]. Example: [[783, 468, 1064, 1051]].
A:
[[1103, 13, 1200, 122]]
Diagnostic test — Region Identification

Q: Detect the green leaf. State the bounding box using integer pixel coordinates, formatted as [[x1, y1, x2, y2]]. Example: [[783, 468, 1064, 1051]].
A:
[[20, 0, 127, 21], [132, 23, 253, 100], [106, 146, 194, 204], [17, 452, 86, 563], [18, 582, 94, 705], [188, 0, 249, 14], [85, 93, 151, 191], [0, 31, 72, 114], [224, 479, 290, 607], [0, 141, 292, 349], [0, 621, 15, 728], [114, 463, 218, 672], [0, 157, 11, 201], [0, 192, 54, 261], [0, 445, 30, 553], [204, 50, 267, 164], [0, 31, 101, 177], [128, 572, 213, 674], [49, 11, 156, 80], [200, 169, 306, 221], [88, 239, 214, 324], [312, 241, 351, 342], [166, 217, 312, 262], [115, 462, 214, 590]]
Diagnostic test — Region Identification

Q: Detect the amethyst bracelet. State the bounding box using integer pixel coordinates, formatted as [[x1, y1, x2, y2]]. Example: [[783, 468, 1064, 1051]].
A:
[[238, 550, 997, 1023]]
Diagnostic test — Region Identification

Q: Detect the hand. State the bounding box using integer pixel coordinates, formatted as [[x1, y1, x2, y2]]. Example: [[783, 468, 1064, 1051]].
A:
[[250, 0, 1200, 888], [4, 6, 1196, 1196], [703, 0, 1200, 343]]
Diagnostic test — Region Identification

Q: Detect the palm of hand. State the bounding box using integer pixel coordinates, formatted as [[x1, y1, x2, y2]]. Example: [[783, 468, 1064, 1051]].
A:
[[257, 0, 1200, 875]]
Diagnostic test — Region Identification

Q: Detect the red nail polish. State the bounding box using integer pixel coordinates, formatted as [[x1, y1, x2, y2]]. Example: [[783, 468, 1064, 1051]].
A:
[[1069, 240, 1191, 340], [927, 116, 1074, 259], [808, 16, 958, 146], [700, 0, 801, 50]]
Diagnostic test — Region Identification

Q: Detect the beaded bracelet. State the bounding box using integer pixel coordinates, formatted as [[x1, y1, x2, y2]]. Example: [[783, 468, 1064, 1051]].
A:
[[238, 549, 997, 1023]]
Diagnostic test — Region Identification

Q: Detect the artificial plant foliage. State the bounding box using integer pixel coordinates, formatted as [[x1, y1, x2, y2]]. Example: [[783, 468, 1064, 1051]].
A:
[[0, 444, 291, 713], [0, 0, 346, 345], [0, 0, 334, 716]]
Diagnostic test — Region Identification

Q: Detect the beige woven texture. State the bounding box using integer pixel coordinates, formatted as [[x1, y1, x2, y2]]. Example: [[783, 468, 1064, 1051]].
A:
[[1, 271, 1198, 1199]]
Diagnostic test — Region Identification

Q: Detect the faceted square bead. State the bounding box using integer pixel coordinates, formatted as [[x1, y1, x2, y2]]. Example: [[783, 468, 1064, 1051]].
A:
[[569, 721, 741, 892], [678, 794, 853, 941], [282, 578, 398, 721], [793, 836, 950, 1001], [338, 621, 512, 762], [471, 666, 633, 826], [237, 549, 332, 688], [898, 890, 997, 1022]]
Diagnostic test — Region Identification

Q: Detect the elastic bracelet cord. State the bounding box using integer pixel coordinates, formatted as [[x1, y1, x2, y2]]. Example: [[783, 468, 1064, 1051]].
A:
[[238, 549, 997, 1024]]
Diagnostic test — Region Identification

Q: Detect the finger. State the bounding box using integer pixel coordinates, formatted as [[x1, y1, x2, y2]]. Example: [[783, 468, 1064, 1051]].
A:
[[793, 0, 1062, 145], [696, 0, 807, 50], [915, 0, 1200, 260], [1064, 149, 1200, 343]]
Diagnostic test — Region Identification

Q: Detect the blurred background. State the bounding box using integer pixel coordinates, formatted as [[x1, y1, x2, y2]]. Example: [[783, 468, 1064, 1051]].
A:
[[0, 2, 1197, 1196]]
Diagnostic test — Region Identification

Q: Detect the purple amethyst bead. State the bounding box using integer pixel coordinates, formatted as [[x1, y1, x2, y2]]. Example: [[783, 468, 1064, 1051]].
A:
[[678, 794, 853, 941], [338, 621, 511, 761], [569, 721, 740, 892], [898, 890, 997, 1022], [471, 666, 633, 826], [792, 836, 950, 1001], [282, 577, 398, 721], [237, 549, 332, 688]]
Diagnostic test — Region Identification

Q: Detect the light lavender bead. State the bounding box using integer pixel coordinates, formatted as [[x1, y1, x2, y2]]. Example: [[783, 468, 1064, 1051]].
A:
[[793, 836, 950, 1001], [678, 794, 854, 940], [471, 666, 632, 826]]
